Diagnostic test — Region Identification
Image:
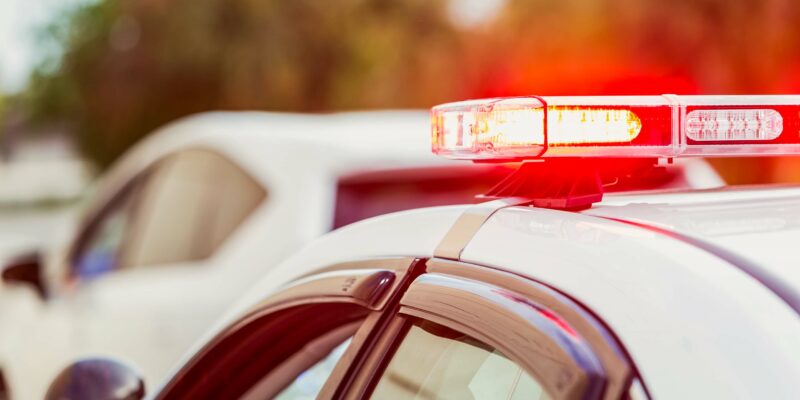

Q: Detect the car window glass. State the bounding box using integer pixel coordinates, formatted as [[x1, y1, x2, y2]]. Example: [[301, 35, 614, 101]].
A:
[[162, 302, 368, 400], [274, 337, 352, 400], [371, 319, 548, 400], [122, 149, 266, 267], [71, 149, 266, 277], [71, 174, 148, 279]]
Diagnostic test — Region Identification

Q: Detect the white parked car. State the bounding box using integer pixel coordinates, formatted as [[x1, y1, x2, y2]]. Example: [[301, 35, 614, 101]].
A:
[[0, 111, 515, 400], [41, 95, 790, 400]]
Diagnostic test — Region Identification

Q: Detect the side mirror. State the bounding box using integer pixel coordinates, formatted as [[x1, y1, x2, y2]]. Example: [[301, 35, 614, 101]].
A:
[[46, 358, 145, 400], [1, 251, 47, 300]]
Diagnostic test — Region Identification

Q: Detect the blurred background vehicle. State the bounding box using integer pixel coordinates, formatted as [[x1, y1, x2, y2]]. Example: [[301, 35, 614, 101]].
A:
[[0, 110, 514, 399]]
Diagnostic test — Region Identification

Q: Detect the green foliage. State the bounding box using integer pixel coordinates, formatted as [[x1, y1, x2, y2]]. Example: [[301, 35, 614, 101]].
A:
[[26, 0, 461, 169]]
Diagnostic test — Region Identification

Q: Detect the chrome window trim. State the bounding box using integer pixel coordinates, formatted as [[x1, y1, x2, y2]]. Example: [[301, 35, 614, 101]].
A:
[[399, 272, 605, 400], [156, 257, 417, 400], [414, 259, 639, 400], [251, 257, 416, 313]]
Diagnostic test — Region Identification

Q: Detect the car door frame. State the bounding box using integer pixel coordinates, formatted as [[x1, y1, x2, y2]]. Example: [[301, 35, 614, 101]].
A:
[[155, 257, 424, 400], [156, 256, 640, 400], [339, 258, 638, 400]]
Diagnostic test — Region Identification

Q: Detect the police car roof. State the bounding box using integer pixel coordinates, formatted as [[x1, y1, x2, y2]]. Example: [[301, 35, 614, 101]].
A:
[[253, 185, 800, 297], [589, 185, 800, 290], [231, 184, 800, 398]]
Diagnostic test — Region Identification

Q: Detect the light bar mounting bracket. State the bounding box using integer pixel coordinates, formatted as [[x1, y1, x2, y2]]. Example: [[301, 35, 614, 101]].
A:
[[480, 158, 661, 210]]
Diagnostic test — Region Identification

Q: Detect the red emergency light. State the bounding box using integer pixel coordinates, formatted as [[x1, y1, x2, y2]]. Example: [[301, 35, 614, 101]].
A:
[[431, 95, 800, 160]]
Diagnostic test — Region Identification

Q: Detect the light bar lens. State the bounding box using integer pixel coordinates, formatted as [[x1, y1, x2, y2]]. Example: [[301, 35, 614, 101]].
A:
[[549, 107, 642, 144], [685, 109, 783, 141], [433, 98, 546, 159], [432, 98, 663, 159], [432, 95, 800, 159]]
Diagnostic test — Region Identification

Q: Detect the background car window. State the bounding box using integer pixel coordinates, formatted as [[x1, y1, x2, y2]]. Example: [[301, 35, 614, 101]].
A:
[[123, 149, 266, 267], [72, 174, 149, 279], [333, 166, 509, 229], [371, 319, 548, 400], [71, 148, 266, 277]]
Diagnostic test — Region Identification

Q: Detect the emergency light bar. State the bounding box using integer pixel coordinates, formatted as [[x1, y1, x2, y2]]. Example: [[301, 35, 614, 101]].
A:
[[431, 95, 800, 160]]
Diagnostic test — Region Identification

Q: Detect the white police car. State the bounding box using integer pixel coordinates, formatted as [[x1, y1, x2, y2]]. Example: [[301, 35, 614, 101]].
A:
[[47, 95, 792, 400], [0, 111, 517, 400]]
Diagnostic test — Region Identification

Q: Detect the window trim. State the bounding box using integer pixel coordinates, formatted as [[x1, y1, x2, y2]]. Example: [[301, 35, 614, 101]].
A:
[[155, 257, 416, 400], [422, 258, 636, 400], [398, 275, 604, 399], [345, 258, 636, 400], [155, 257, 638, 400]]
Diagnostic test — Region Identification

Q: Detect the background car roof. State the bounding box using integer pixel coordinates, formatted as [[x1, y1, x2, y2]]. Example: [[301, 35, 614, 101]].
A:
[[125, 110, 451, 174], [83, 110, 471, 229]]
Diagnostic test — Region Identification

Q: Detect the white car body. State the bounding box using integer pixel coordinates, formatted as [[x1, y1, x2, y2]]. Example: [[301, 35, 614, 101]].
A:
[[0, 110, 510, 400], [188, 184, 800, 399]]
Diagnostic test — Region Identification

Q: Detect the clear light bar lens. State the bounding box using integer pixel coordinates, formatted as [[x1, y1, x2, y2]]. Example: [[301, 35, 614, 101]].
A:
[[549, 107, 641, 144], [474, 105, 545, 148], [431, 95, 800, 160], [433, 98, 546, 159], [432, 98, 645, 158], [685, 109, 783, 141]]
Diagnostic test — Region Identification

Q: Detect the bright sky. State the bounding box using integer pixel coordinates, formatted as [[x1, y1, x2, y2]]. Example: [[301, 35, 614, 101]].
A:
[[0, 0, 91, 94]]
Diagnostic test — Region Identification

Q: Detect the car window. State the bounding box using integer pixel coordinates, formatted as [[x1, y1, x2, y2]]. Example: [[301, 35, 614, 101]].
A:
[[333, 166, 508, 229], [371, 318, 548, 400], [71, 173, 149, 279], [123, 149, 266, 267], [71, 148, 266, 278], [269, 337, 352, 400], [159, 302, 369, 399]]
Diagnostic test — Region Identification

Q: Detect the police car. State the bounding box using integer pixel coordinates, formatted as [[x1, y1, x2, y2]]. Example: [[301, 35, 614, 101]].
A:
[[46, 95, 798, 400], [0, 111, 519, 400]]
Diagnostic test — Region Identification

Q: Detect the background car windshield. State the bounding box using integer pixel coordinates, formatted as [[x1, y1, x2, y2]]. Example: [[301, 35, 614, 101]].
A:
[[333, 166, 509, 229]]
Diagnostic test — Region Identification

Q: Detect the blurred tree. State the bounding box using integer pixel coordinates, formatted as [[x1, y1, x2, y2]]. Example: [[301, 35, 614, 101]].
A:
[[25, 0, 462, 168]]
